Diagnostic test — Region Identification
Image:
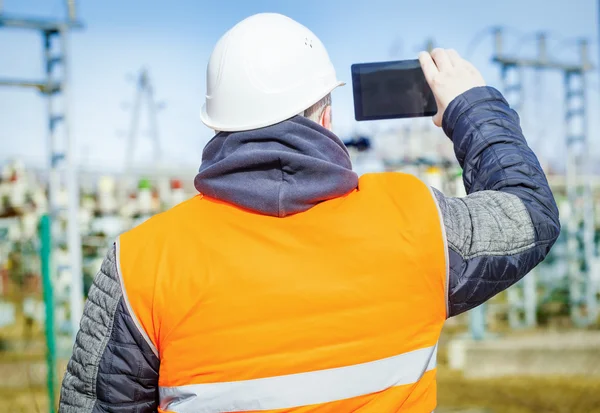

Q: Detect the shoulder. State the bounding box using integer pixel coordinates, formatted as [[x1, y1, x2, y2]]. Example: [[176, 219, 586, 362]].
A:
[[120, 195, 203, 244], [358, 172, 432, 202], [359, 171, 425, 187]]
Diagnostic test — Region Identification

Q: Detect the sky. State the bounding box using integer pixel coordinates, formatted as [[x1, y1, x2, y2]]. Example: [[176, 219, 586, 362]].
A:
[[0, 0, 598, 173]]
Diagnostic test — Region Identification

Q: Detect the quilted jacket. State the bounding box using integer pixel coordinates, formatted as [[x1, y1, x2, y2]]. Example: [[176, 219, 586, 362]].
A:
[[58, 86, 560, 412]]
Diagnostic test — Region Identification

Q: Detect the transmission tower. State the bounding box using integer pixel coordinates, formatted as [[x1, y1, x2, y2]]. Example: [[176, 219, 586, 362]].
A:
[[123, 68, 163, 183], [493, 28, 597, 328], [0, 2, 84, 337]]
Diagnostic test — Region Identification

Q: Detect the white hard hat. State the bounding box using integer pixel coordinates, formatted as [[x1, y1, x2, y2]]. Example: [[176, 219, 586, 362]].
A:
[[201, 13, 344, 132]]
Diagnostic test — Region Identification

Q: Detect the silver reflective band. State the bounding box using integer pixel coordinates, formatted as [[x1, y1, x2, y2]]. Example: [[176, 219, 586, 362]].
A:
[[115, 237, 159, 358], [428, 185, 450, 318], [160, 344, 437, 413]]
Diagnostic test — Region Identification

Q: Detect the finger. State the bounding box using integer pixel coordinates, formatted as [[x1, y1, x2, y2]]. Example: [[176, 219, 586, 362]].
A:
[[431, 48, 453, 71], [447, 49, 462, 66], [418, 51, 438, 85]]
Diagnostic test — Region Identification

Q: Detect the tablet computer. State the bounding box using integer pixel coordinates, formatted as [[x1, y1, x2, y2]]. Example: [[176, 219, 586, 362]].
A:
[[351, 59, 437, 121]]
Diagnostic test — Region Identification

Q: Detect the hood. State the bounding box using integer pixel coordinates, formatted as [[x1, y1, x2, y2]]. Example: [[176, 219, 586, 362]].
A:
[[194, 116, 358, 217]]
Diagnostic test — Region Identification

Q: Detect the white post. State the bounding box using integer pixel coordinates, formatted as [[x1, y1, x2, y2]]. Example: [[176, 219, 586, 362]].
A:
[[579, 60, 598, 323], [60, 26, 84, 336], [507, 286, 521, 329], [524, 269, 537, 327]]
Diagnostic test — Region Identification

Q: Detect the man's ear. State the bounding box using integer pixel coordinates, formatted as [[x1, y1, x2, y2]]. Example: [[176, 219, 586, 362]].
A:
[[319, 105, 332, 130]]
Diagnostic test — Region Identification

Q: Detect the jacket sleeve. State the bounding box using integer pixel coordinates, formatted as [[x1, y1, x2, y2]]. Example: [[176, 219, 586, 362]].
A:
[[433, 86, 560, 317], [59, 245, 160, 412]]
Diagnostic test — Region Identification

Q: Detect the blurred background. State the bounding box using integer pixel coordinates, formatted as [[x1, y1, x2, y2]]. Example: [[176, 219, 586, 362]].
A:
[[0, 0, 599, 412]]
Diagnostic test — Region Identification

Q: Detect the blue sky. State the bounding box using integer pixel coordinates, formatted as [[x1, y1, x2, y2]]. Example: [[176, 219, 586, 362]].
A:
[[0, 0, 598, 172]]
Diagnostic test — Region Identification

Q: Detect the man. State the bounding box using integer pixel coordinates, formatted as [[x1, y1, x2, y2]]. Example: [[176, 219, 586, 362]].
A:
[[59, 13, 559, 413]]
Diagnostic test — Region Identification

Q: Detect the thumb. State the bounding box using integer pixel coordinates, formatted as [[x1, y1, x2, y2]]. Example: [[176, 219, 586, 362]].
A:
[[432, 111, 442, 128]]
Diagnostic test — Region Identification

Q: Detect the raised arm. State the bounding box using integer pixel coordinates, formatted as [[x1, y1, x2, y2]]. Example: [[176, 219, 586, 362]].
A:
[[419, 49, 560, 317]]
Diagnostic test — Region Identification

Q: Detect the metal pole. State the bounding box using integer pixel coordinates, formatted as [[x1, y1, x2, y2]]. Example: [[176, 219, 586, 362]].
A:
[[40, 215, 57, 413], [501, 62, 528, 329], [494, 27, 503, 59], [537, 33, 547, 64], [124, 70, 144, 178], [425, 38, 434, 53], [507, 286, 521, 328], [145, 74, 161, 165], [60, 26, 84, 336], [579, 40, 598, 323], [565, 71, 577, 313], [565, 71, 585, 325], [65, 0, 76, 22], [524, 269, 537, 327], [469, 304, 486, 341], [44, 32, 60, 222]]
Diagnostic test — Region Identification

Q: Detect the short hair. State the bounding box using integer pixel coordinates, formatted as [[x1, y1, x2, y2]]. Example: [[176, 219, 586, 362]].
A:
[[303, 94, 331, 124], [215, 93, 332, 133]]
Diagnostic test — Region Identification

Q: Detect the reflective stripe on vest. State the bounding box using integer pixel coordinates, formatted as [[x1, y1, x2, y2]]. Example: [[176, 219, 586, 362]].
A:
[[118, 172, 447, 413], [160, 344, 437, 413]]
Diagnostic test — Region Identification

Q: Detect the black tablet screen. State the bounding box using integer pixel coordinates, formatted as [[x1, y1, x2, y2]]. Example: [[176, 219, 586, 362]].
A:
[[352, 60, 437, 121]]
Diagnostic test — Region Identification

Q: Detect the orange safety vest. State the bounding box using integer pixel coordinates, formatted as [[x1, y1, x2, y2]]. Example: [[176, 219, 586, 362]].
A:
[[117, 172, 448, 413]]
